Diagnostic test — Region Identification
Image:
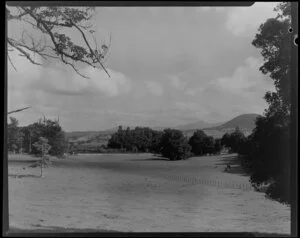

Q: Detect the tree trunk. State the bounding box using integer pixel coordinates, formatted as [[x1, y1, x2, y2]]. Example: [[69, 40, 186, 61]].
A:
[[40, 162, 43, 177]]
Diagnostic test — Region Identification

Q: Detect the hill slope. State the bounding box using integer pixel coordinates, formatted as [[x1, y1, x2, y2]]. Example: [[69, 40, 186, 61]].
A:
[[213, 113, 260, 131], [65, 113, 261, 143], [175, 120, 223, 130], [182, 113, 261, 139]]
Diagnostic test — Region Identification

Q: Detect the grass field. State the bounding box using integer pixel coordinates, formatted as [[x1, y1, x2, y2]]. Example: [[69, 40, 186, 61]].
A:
[[7, 153, 291, 233]]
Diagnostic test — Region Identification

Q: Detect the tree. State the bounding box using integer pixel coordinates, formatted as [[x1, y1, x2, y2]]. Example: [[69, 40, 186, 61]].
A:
[[221, 127, 246, 153], [213, 138, 222, 155], [252, 2, 292, 116], [22, 117, 68, 157], [150, 130, 163, 154], [108, 126, 161, 153], [160, 129, 191, 161], [7, 6, 111, 78], [202, 136, 215, 155], [242, 2, 292, 204], [108, 126, 125, 150], [7, 117, 24, 153], [68, 142, 78, 155], [42, 119, 68, 156], [49, 130, 68, 156], [188, 130, 208, 156], [221, 133, 231, 148], [32, 136, 51, 177]]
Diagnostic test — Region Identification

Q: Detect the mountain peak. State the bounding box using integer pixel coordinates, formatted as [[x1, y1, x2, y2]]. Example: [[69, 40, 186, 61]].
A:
[[215, 113, 261, 130]]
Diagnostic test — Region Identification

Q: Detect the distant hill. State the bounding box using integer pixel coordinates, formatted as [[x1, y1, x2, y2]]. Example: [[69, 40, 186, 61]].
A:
[[65, 113, 261, 143], [182, 113, 261, 139], [175, 120, 223, 131], [105, 125, 168, 132], [212, 113, 260, 131], [65, 131, 100, 141], [65, 130, 113, 143]]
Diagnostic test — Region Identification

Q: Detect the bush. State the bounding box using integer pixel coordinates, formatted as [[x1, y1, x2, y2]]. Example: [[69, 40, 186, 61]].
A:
[[160, 129, 192, 161], [213, 138, 222, 154], [188, 130, 221, 156], [266, 175, 290, 204], [188, 130, 208, 156], [108, 126, 163, 153], [221, 127, 246, 153], [238, 115, 291, 204]]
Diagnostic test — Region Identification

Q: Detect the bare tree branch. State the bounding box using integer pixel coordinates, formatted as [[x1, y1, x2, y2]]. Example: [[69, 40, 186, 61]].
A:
[[6, 6, 30, 20], [59, 10, 111, 78], [7, 53, 17, 71], [7, 38, 42, 65], [7, 6, 112, 79], [8, 106, 31, 115], [21, 7, 96, 78], [60, 54, 90, 79]]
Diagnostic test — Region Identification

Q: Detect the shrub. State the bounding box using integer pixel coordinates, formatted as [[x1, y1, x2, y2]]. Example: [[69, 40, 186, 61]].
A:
[[160, 129, 192, 161], [188, 130, 208, 156], [221, 127, 246, 153], [188, 130, 220, 156]]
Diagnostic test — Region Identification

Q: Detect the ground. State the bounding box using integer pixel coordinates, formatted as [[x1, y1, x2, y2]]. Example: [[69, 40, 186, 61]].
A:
[[7, 153, 291, 234]]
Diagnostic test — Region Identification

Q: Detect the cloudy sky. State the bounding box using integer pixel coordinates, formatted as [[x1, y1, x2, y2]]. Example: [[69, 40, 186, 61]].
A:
[[7, 3, 279, 131]]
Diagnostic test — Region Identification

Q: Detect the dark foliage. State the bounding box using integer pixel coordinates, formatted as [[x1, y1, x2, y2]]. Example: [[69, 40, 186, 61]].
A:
[[160, 129, 192, 161], [188, 130, 221, 156], [20, 118, 68, 157], [220, 127, 246, 153], [108, 126, 163, 153], [7, 117, 24, 153], [238, 2, 292, 204]]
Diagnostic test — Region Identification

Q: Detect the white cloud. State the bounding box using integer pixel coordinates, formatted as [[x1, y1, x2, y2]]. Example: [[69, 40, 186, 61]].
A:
[[185, 87, 205, 96], [37, 62, 132, 97], [7, 49, 132, 128], [8, 45, 131, 98], [167, 75, 187, 89], [182, 57, 275, 122], [7, 47, 43, 112], [144, 80, 164, 96], [209, 56, 274, 94], [83, 67, 132, 97], [175, 101, 199, 111], [226, 2, 278, 37], [8, 48, 42, 89]]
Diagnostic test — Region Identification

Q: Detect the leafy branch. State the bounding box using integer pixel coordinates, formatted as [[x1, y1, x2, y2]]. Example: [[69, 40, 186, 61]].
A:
[[7, 6, 111, 79]]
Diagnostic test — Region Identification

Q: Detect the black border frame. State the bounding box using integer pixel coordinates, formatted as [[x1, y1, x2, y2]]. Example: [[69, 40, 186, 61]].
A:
[[3, 1, 298, 237]]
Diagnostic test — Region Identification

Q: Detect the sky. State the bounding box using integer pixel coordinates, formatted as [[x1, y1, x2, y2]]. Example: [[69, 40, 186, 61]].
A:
[[7, 3, 279, 131]]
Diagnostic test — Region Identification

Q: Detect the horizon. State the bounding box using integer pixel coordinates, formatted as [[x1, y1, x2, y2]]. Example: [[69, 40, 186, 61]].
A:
[[66, 112, 261, 133], [16, 112, 261, 133], [7, 4, 277, 131]]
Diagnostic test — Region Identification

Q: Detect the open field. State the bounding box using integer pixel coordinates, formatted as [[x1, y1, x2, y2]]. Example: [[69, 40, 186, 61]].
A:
[[8, 153, 290, 233]]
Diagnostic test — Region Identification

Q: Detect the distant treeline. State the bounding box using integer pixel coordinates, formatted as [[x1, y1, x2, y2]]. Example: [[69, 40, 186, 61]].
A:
[[105, 126, 224, 160]]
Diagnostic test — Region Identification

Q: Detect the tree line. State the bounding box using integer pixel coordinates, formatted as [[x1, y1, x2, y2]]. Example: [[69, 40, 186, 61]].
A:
[[241, 2, 292, 204], [108, 126, 223, 160], [219, 2, 292, 205]]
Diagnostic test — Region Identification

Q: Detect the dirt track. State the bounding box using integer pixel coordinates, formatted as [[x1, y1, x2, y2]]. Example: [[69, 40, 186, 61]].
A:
[[8, 153, 291, 233]]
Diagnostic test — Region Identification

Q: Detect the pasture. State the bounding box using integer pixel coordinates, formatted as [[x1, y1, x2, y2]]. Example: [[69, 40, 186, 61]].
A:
[[8, 153, 290, 233]]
